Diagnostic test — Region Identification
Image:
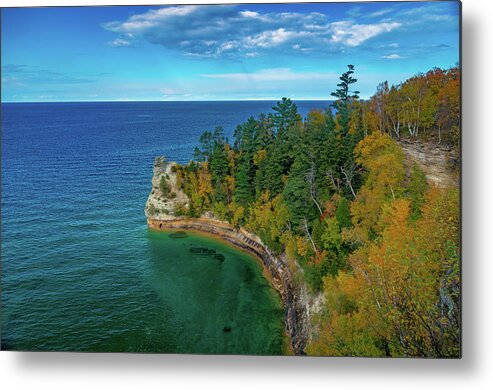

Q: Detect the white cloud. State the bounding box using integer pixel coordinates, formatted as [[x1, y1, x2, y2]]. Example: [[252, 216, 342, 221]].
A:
[[381, 54, 404, 60], [108, 38, 133, 47], [330, 21, 401, 47], [424, 14, 453, 22], [240, 10, 259, 18], [366, 8, 394, 19], [103, 5, 401, 57], [243, 28, 305, 48]]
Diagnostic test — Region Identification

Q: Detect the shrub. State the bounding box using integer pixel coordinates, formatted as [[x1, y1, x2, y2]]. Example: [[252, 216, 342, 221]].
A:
[[159, 176, 171, 196]]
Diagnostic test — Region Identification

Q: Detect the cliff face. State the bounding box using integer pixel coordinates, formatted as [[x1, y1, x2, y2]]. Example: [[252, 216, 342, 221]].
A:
[[144, 156, 188, 220], [399, 140, 459, 188], [144, 156, 313, 355]]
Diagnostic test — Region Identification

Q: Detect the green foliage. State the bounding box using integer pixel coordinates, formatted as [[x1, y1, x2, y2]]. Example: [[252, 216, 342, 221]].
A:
[[330, 64, 360, 102], [270, 97, 301, 136], [212, 201, 229, 221], [331, 65, 360, 137], [234, 152, 254, 206], [406, 163, 428, 219], [282, 149, 313, 228], [159, 176, 171, 196], [173, 65, 459, 357], [321, 217, 345, 274], [305, 261, 329, 292], [335, 197, 352, 229]]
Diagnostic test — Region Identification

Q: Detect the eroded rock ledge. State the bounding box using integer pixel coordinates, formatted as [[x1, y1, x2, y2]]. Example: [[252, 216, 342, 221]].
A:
[[399, 140, 459, 188], [147, 217, 309, 355]]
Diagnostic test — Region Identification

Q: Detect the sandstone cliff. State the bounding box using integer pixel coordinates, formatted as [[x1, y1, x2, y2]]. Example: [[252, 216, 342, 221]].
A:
[[399, 140, 459, 188], [144, 156, 188, 220]]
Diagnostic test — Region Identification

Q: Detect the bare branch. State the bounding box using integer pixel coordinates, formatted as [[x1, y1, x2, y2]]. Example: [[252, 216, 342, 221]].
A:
[[341, 163, 357, 199]]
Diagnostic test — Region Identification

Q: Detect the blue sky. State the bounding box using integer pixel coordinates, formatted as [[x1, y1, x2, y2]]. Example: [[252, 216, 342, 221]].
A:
[[1, 1, 460, 102]]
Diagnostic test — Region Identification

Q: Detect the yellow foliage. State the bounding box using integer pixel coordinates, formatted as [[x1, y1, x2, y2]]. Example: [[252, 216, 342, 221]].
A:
[[224, 143, 236, 171], [296, 236, 309, 258], [253, 149, 268, 165], [308, 187, 460, 357], [225, 175, 236, 198], [305, 109, 326, 132], [350, 132, 406, 241], [230, 203, 245, 227], [197, 165, 213, 198]]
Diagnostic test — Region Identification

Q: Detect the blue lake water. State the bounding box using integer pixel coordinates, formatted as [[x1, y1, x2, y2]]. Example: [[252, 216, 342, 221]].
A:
[[1, 101, 330, 353]]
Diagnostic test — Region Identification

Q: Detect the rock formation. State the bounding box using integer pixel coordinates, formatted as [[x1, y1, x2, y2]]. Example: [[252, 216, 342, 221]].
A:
[[399, 140, 459, 188], [144, 156, 189, 220]]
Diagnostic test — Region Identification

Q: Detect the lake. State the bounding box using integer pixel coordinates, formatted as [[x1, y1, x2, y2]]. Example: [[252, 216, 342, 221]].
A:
[[1, 100, 330, 354]]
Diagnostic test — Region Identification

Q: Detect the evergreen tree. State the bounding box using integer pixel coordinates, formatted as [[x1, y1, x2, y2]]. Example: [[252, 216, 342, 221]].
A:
[[234, 152, 254, 206], [335, 197, 352, 229], [233, 117, 257, 152], [254, 114, 274, 151], [282, 147, 313, 227], [331, 65, 360, 136], [209, 128, 229, 203], [270, 97, 301, 136], [331, 64, 360, 102]]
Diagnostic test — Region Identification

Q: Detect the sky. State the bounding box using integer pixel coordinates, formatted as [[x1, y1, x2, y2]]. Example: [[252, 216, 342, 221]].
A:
[[1, 1, 460, 102]]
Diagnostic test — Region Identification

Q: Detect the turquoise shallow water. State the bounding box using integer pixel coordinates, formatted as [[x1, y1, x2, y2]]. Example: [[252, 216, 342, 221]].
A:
[[1, 101, 329, 353]]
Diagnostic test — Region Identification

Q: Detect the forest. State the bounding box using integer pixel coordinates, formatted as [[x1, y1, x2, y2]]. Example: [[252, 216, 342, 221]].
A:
[[169, 65, 460, 357]]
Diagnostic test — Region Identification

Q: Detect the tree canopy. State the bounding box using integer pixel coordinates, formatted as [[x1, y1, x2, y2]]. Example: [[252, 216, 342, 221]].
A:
[[170, 64, 460, 358]]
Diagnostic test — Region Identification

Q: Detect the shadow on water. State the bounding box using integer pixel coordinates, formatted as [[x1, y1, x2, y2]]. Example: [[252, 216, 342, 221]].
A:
[[168, 231, 188, 239]]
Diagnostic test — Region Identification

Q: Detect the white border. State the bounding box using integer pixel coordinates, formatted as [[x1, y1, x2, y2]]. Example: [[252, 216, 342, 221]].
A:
[[2, 0, 493, 389]]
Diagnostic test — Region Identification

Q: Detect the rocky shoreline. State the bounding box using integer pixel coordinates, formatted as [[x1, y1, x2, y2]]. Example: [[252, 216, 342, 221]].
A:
[[147, 217, 310, 355]]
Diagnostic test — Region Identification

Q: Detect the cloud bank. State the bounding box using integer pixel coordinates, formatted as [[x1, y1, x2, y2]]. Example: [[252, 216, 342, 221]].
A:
[[103, 5, 402, 58]]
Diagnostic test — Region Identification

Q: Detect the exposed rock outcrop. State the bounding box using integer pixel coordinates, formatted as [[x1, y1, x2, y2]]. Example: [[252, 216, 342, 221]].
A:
[[399, 140, 459, 188], [144, 156, 188, 220], [144, 156, 314, 355]]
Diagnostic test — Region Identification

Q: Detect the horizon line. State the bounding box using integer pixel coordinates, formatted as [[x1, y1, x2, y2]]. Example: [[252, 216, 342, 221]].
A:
[[1, 98, 339, 104]]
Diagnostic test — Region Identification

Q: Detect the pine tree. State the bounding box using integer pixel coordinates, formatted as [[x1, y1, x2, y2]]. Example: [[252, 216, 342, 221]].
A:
[[234, 152, 254, 206], [331, 65, 360, 136], [254, 114, 274, 151], [270, 97, 301, 136], [282, 147, 313, 228], [331, 64, 360, 102]]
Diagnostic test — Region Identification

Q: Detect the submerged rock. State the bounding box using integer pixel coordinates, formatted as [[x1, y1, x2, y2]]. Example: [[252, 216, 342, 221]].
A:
[[189, 247, 225, 263], [223, 326, 231, 333], [169, 231, 188, 239], [214, 254, 225, 262], [189, 247, 217, 256]]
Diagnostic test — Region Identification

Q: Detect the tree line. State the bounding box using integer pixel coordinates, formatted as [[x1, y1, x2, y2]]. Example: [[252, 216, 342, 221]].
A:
[[168, 64, 460, 357]]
